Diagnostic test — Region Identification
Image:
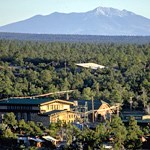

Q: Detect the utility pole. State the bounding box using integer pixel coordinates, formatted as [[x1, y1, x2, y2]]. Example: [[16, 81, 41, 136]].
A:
[[92, 96, 94, 123], [84, 102, 88, 123], [64, 59, 67, 75]]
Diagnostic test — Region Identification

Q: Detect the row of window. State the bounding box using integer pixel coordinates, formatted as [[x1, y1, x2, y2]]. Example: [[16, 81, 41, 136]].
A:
[[15, 112, 31, 121], [125, 116, 142, 120], [47, 104, 64, 110], [68, 114, 76, 118], [7, 105, 32, 110]]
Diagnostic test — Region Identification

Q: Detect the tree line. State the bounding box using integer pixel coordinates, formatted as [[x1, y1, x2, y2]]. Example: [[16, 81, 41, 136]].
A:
[[1, 33, 150, 44]]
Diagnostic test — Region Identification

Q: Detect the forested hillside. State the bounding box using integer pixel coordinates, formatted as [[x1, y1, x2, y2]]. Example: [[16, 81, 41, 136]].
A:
[[0, 40, 149, 109]]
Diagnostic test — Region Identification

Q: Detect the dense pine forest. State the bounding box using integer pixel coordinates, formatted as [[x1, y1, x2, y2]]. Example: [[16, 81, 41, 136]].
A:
[[0, 39, 149, 109]]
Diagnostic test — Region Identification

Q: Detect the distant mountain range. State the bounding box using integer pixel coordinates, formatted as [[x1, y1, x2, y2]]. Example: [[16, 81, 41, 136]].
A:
[[0, 6, 150, 35]]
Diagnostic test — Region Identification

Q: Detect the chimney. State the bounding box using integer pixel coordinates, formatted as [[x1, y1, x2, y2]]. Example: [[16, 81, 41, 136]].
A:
[[66, 92, 69, 100], [74, 101, 78, 106]]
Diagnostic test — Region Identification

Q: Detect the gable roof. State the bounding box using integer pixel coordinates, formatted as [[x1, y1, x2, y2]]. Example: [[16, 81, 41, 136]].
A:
[[70, 99, 110, 111], [40, 99, 75, 106]]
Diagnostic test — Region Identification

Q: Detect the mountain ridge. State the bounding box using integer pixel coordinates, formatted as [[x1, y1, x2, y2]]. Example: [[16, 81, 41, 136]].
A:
[[0, 6, 150, 35]]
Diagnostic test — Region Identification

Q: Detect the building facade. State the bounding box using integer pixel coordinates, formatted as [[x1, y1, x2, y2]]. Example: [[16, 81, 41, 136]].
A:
[[0, 98, 119, 125], [0, 98, 76, 126]]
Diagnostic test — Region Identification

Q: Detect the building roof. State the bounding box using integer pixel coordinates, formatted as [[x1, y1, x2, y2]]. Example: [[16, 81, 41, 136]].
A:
[[42, 109, 76, 116], [42, 110, 65, 116], [0, 98, 53, 105], [41, 109, 77, 116], [121, 111, 146, 116], [0, 98, 75, 106], [76, 63, 105, 70], [71, 99, 110, 111], [42, 136, 59, 142], [40, 99, 75, 106]]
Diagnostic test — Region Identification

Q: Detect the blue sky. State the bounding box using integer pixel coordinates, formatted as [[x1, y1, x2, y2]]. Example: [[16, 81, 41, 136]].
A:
[[0, 0, 150, 26]]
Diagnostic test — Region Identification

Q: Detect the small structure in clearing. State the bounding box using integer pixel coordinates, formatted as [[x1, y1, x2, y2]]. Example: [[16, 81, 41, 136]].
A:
[[76, 63, 105, 70]]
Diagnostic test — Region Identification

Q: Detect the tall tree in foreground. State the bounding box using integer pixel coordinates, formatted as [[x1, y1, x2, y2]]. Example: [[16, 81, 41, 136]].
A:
[[3, 112, 17, 127], [125, 117, 143, 149], [110, 116, 127, 150]]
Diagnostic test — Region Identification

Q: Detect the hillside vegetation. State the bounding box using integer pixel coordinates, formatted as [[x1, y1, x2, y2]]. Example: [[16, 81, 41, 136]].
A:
[[0, 40, 149, 109]]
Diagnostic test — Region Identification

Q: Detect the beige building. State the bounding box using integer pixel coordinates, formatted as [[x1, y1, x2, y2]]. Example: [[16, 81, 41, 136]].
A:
[[40, 99, 74, 113], [41, 110, 79, 124], [0, 98, 77, 126], [0, 98, 119, 126]]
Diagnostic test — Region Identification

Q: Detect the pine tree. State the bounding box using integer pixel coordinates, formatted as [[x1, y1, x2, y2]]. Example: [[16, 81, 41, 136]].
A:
[[110, 116, 127, 150], [125, 117, 143, 149]]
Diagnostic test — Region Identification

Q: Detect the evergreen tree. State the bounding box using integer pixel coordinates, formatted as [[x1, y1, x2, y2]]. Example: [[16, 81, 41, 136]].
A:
[[3, 112, 17, 127], [125, 117, 143, 149], [110, 116, 127, 150]]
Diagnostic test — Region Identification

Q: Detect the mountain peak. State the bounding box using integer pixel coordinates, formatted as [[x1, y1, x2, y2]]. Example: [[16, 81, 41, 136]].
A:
[[93, 6, 133, 17], [0, 6, 150, 35]]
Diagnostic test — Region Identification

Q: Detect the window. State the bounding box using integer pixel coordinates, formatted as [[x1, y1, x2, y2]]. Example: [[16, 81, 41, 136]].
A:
[[20, 113, 24, 119], [27, 113, 31, 121], [135, 116, 142, 120], [7, 105, 32, 110]]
